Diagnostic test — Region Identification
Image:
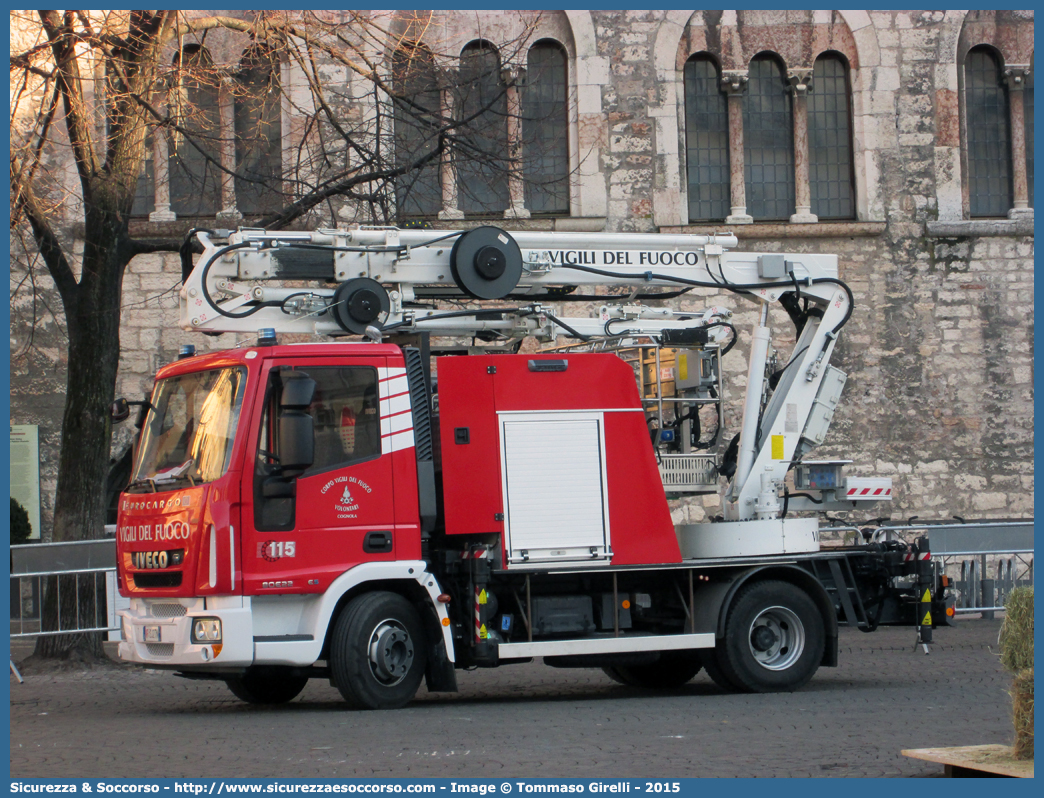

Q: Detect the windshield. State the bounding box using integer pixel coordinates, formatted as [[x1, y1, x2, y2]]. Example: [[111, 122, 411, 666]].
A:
[[131, 367, 247, 488]]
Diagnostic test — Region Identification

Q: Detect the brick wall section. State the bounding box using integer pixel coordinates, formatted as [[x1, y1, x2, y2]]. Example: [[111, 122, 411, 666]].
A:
[[10, 10, 1033, 537]]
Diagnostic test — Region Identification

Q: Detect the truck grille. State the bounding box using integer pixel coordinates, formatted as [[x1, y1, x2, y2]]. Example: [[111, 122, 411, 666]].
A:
[[145, 643, 175, 657], [132, 573, 183, 588], [149, 603, 187, 618]]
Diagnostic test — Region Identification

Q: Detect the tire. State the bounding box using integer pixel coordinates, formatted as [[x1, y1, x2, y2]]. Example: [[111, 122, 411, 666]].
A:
[[601, 651, 703, 688], [716, 580, 825, 693], [330, 591, 428, 710], [700, 648, 743, 692], [225, 667, 309, 704]]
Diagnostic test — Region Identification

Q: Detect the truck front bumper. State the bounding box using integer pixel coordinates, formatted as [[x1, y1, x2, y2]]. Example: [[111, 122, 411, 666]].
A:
[[117, 596, 254, 669]]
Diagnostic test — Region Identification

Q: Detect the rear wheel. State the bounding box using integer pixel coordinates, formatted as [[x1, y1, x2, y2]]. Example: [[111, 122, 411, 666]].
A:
[[330, 591, 428, 710], [716, 580, 825, 693], [225, 667, 308, 704], [602, 651, 703, 688]]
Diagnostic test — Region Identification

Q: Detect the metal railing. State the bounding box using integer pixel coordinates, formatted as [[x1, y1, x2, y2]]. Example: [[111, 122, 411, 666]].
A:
[[829, 520, 1034, 616], [10, 539, 121, 639]]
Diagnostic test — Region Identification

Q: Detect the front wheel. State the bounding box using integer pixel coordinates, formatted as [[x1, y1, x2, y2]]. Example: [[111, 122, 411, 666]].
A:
[[225, 667, 309, 704], [716, 580, 825, 693], [330, 591, 428, 710]]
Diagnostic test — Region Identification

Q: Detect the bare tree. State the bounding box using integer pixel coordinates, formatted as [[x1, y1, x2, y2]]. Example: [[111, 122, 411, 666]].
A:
[[10, 9, 565, 659]]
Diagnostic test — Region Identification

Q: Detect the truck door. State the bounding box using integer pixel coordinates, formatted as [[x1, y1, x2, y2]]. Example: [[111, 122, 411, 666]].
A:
[[242, 358, 397, 593]]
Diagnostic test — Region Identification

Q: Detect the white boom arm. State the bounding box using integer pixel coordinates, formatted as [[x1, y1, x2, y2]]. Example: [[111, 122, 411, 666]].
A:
[[178, 226, 863, 521], [180, 227, 841, 337]]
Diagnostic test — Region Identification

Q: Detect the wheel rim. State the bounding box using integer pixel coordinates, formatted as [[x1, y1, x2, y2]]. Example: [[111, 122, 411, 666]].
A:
[[747, 605, 805, 671], [367, 619, 415, 686]]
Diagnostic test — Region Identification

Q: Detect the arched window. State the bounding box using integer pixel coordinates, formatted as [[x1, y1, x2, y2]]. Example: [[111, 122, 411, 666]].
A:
[[457, 41, 508, 215], [522, 40, 569, 215], [743, 55, 794, 220], [169, 45, 222, 217], [965, 47, 1013, 217], [683, 55, 730, 222], [235, 46, 282, 216], [392, 44, 442, 219], [809, 54, 854, 219]]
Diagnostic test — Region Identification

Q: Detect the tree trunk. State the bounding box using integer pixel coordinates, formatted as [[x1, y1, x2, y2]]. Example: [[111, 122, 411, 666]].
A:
[[34, 204, 129, 661]]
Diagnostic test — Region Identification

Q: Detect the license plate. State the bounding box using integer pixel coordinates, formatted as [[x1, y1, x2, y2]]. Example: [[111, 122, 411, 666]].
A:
[[144, 625, 161, 643]]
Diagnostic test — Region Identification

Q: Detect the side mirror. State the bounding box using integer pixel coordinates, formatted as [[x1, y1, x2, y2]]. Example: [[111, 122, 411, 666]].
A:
[[278, 410, 314, 473], [111, 398, 130, 422], [281, 374, 316, 408]]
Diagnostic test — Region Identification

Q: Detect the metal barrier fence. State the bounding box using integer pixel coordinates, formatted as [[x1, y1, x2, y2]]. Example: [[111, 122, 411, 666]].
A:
[[10, 539, 122, 639], [824, 521, 1033, 617]]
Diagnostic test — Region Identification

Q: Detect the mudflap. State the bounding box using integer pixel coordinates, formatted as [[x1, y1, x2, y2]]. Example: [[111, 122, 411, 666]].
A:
[[822, 634, 838, 667], [425, 638, 458, 693]]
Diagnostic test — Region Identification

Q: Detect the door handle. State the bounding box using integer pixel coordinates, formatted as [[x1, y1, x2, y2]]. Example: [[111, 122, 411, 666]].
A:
[[363, 530, 393, 553]]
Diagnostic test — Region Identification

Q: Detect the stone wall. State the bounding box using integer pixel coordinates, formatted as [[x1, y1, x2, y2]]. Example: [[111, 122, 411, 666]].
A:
[[10, 9, 1033, 537]]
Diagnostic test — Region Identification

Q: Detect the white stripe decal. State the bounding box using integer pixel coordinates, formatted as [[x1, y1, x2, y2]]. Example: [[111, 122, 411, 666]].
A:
[[381, 412, 414, 437], [229, 525, 235, 588], [378, 367, 406, 381], [380, 393, 412, 418], [385, 429, 416, 452], [379, 376, 409, 399]]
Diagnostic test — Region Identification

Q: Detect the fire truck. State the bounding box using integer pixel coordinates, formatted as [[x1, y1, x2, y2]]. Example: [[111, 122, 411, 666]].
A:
[[113, 225, 952, 708]]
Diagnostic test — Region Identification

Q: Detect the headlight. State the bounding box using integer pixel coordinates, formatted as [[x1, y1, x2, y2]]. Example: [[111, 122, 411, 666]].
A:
[[191, 617, 222, 643]]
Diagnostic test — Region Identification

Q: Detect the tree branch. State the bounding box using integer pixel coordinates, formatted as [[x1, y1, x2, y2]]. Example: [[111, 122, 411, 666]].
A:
[[12, 180, 79, 313], [38, 10, 99, 193]]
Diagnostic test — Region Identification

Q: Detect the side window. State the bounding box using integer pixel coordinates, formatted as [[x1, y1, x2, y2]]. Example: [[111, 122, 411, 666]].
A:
[[308, 367, 381, 471], [257, 366, 381, 474]]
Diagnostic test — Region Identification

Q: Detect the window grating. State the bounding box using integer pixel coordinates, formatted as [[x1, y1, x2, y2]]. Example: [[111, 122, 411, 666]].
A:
[[393, 45, 443, 219], [683, 57, 730, 221], [809, 56, 855, 219], [743, 57, 795, 221], [966, 48, 1013, 217], [522, 42, 570, 215], [457, 42, 509, 215]]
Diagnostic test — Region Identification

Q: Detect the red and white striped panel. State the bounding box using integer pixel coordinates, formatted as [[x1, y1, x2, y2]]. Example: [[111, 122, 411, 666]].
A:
[[378, 366, 415, 453], [844, 478, 892, 501], [846, 486, 892, 499], [903, 551, 933, 561]]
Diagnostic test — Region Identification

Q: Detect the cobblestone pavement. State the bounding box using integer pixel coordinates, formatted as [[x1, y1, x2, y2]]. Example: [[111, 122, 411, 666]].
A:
[[10, 618, 1011, 779]]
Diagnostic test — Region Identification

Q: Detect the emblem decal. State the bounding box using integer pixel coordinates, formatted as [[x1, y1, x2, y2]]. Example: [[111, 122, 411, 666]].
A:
[[320, 475, 373, 520]]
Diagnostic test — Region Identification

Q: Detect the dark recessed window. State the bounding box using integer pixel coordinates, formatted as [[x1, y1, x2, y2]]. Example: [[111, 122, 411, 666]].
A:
[[683, 55, 730, 222], [457, 41, 509, 215], [234, 47, 283, 216], [743, 55, 795, 221], [522, 41, 570, 215], [393, 44, 443, 220], [130, 133, 154, 218], [169, 45, 222, 217], [1025, 66, 1034, 208], [809, 54, 855, 219], [966, 47, 1013, 217]]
